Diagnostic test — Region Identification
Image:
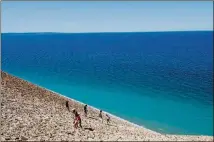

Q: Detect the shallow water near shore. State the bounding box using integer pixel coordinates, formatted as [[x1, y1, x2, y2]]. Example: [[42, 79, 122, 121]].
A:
[[2, 31, 213, 136]]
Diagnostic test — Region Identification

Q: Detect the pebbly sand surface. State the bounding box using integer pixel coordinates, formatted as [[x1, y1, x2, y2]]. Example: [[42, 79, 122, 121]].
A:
[[1, 71, 213, 141]]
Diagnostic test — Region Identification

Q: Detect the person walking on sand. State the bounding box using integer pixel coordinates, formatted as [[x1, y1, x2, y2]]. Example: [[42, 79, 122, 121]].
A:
[[66, 101, 69, 111], [72, 108, 82, 128], [99, 110, 102, 118], [99, 110, 103, 123], [106, 114, 110, 124], [84, 104, 88, 117]]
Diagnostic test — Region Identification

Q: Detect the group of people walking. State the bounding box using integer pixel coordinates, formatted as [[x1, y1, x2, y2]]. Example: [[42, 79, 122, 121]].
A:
[[66, 101, 111, 129], [99, 110, 110, 124]]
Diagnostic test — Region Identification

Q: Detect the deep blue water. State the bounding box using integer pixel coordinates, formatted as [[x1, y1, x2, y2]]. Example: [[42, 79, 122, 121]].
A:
[[2, 31, 213, 135]]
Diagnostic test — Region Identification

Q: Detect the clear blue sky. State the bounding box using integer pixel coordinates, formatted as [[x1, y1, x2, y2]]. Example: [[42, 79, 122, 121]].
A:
[[2, 1, 213, 33]]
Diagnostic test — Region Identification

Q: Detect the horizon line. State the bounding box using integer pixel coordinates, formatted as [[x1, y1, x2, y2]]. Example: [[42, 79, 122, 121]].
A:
[[1, 30, 213, 34]]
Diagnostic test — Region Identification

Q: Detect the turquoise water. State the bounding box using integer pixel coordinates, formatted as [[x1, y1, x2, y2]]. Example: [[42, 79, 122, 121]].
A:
[[2, 32, 213, 135], [5, 68, 213, 136]]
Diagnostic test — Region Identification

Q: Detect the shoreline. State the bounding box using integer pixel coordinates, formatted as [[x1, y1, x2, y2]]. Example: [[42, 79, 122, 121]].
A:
[[1, 71, 155, 131], [1, 71, 213, 141], [32, 79, 146, 130]]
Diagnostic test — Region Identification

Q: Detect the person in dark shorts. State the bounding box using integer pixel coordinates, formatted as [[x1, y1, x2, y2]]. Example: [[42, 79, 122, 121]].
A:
[[66, 101, 69, 111], [99, 110, 103, 123], [84, 104, 88, 117], [99, 110, 102, 119], [72, 108, 82, 128], [106, 114, 110, 124]]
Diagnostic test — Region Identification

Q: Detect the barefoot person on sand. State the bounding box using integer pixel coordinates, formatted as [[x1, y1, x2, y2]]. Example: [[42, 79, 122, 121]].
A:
[[72, 109, 82, 128], [99, 110, 102, 118], [99, 110, 103, 123], [66, 101, 69, 111], [84, 104, 88, 117], [106, 114, 110, 124]]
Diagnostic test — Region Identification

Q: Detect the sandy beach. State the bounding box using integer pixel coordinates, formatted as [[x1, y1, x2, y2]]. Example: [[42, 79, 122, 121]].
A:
[[1, 71, 213, 141]]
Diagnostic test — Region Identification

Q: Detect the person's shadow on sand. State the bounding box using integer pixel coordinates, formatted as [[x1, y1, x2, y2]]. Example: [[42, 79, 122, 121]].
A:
[[88, 116, 98, 120], [106, 123, 117, 128], [84, 127, 94, 131]]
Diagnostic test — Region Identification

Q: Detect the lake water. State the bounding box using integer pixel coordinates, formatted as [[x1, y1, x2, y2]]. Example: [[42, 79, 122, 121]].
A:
[[2, 31, 213, 135]]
